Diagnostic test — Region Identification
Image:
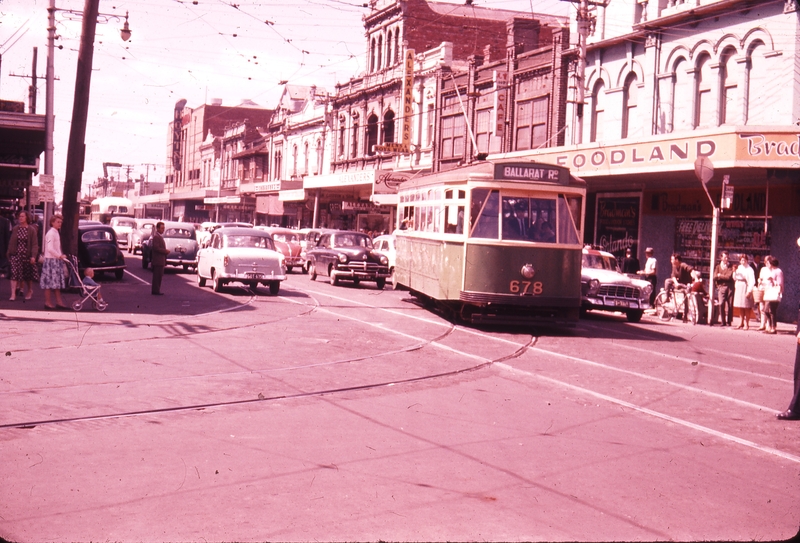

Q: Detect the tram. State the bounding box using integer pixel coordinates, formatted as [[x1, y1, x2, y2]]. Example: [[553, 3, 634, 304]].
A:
[[394, 159, 585, 324], [89, 196, 133, 224]]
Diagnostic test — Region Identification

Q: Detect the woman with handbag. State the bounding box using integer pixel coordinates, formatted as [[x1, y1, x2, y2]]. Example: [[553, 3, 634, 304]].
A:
[[7, 210, 39, 301], [39, 214, 68, 310], [762, 257, 783, 335], [756, 256, 773, 331]]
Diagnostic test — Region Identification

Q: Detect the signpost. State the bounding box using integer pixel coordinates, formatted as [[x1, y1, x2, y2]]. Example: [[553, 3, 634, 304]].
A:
[[694, 157, 718, 325]]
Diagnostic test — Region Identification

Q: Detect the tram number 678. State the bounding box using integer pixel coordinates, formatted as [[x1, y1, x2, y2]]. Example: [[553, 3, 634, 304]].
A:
[[509, 280, 543, 296]]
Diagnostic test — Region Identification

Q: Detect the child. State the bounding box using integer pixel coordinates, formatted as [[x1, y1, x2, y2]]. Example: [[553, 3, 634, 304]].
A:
[[82, 267, 104, 301]]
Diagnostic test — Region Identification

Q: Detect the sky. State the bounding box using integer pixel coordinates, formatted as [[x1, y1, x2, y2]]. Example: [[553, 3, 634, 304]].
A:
[[0, 0, 568, 201]]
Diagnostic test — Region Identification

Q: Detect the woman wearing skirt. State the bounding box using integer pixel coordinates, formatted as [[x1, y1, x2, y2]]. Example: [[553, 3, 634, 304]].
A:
[[733, 254, 755, 330], [40, 214, 68, 309]]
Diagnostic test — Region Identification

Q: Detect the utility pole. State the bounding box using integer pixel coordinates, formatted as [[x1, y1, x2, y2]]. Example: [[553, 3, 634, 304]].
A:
[[61, 0, 100, 256], [574, 0, 589, 145]]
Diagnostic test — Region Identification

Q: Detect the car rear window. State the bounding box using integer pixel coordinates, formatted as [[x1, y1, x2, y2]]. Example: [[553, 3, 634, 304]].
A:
[[81, 230, 114, 242], [164, 228, 193, 238], [224, 235, 275, 250]]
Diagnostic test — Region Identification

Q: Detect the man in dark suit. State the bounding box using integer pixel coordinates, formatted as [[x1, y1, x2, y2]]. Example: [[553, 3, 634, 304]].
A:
[[151, 222, 170, 295]]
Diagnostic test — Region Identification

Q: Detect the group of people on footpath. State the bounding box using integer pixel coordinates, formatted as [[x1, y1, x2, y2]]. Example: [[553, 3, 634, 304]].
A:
[[4, 209, 104, 309]]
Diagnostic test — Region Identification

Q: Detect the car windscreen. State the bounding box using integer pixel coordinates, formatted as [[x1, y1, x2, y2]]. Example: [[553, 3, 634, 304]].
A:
[[582, 254, 618, 271], [115, 219, 136, 228], [273, 233, 299, 243], [164, 228, 194, 239], [333, 233, 372, 248], [81, 230, 114, 242], [223, 235, 275, 250]]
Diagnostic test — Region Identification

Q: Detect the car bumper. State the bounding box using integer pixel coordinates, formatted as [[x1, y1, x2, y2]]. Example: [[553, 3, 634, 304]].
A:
[[582, 297, 650, 310], [333, 267, 391, 280], [166, 257, 198, 267], [220, 269, 286, 282]]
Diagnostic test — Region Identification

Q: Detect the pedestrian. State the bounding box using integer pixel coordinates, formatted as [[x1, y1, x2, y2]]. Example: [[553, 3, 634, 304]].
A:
[[150, 221, 169, 295], [621, 247, 640, 275], [7, 210, 39, 302], [776, 239, 800, 420], [690, 270, 708, 321], [637, 247, 657, 305], [81, 268, 104, 301], [713, 251, 735, 326], [39, 214, 68, 310], [762, 256, 783, 334], [733, 254, 755, 330], [665, 253, 693, 296]]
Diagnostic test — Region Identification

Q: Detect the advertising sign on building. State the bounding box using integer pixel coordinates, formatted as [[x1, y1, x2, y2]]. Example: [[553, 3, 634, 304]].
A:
[[400, 49, 415, 152], [594, 193, 642, 260], [495, 70, 508, 139]]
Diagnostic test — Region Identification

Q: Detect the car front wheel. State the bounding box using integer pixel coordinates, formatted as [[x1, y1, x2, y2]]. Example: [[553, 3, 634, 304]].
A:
[[308, 261, 316, 281], [626, 309, 643, 323], [376, 277, 386, 290]]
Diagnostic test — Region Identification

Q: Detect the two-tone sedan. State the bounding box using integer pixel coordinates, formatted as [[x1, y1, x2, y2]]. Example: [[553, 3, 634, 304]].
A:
[[306, 230, 390, 289], [196, 227, 286, 295], [141, 221, 199, 272], [581, 247, 652, 322]]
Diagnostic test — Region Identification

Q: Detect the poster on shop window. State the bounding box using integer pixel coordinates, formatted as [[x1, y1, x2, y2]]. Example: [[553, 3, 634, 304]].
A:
[[594, 192, 642, 260]]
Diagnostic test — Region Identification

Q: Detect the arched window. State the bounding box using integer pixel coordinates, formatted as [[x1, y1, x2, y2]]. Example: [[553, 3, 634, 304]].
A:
[[719, 48, 739, 125], [303, 142, 309, 175], [292, 144, 298, 176], [387, 30, 393, 67], [622, 73, 638, 139], [590, 79, 605, 143], [370, 38, 376, 72], [694, 53, 714, 128], [383, 110, 395, 143], [351, 113, 360, 158], [394, 31, 400, 64], [366, 114, 379, 156], [377, 35, 383, 70], [746, 41, 771, 125], [274, 150, 282, 181], [315, 139, 323, 175], [672, 58, 692, 131], [338, 116, 346, 157]]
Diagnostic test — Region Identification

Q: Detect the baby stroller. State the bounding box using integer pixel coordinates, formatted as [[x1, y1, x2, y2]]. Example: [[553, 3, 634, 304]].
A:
[[65, 256, 108, 312]]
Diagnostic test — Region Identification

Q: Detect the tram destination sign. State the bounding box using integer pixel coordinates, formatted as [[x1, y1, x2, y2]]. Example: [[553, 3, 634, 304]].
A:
[[494, 163, 567, 184]]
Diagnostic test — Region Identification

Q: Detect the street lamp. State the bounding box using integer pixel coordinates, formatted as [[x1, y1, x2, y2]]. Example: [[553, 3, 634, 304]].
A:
[[55, 0, 133, 255]]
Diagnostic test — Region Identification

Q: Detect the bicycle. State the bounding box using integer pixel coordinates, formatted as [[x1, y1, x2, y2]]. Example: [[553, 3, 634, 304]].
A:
[[654, 286, 699, 324]]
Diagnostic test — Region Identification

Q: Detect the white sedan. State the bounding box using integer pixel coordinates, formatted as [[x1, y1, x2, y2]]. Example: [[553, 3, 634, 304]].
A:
[[196, 227, 286, 295]]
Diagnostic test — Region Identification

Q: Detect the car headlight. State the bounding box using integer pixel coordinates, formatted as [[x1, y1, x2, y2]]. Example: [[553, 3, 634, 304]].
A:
[[337, 253, 348, 263], [379, 255, 388, 266], [642, 284, 653, 297], [589, 278, 600, 294]]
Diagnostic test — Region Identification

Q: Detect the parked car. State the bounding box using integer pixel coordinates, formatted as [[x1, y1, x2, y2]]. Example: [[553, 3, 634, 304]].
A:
[[77, 224, 126, 280], [127, 218, 156, 255], [196, 227, 286, 295], [255, 227, 303, 272], [580, 247, 652, 322], [141, 221, 199, 271], [109, 216, 137, 249], [306, 230, 391, 289], [372, 234, 396, 284]]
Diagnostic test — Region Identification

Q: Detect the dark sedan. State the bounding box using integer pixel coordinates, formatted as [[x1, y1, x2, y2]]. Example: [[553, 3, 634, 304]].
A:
[[306, 230, 390, 289], [77, 224, 126, 280]]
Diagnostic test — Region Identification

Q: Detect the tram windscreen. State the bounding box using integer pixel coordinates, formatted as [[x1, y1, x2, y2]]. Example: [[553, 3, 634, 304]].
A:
[[470, 189, 499, 238]]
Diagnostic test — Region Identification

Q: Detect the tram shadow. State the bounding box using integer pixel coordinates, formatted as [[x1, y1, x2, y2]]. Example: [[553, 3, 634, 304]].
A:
[[463, 311, 688, 342]]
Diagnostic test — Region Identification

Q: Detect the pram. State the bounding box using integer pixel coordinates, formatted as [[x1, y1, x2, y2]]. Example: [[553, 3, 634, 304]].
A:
[[65, 256, 108, 312]]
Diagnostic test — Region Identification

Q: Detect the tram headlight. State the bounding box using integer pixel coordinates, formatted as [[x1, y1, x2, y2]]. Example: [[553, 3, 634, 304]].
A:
[[520, 264, 535, 279], [589, 278, 600, 294], [337, 253, 348, 264]]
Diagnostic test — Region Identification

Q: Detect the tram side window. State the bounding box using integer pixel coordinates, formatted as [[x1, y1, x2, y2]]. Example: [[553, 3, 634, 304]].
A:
[[470, 189, 499, 239], [557, 195, 582, 245], [445, 204, 464, 234]]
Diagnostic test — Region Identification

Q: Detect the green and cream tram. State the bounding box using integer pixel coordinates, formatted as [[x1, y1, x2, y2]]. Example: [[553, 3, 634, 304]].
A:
[[394, 160, 585, 324]]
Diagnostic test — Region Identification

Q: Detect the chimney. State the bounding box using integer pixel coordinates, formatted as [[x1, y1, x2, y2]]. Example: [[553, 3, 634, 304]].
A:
[[210, 98, 223, 106]]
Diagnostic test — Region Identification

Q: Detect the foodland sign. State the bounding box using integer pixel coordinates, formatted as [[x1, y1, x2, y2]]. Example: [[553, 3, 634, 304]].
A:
[[530, 130, 800, 175]]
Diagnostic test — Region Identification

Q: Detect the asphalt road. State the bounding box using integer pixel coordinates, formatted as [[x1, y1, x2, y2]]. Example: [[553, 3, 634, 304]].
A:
[[1, 257, 798, 542]]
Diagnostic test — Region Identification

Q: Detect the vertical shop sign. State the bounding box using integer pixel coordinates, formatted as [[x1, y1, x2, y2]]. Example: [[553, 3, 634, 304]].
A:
[[594, 193, 642, 260], [495, 70, 508, 139], [401, 49, 415, 151]]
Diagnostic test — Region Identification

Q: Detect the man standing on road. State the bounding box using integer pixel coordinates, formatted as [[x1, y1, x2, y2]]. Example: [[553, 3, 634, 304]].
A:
[[637, 247, 657, 305], [713, 251, 735, 326], [151, 222, 169, 296]]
